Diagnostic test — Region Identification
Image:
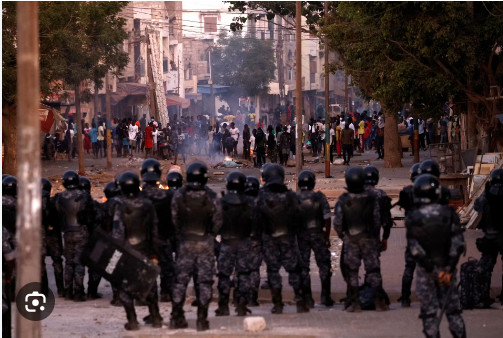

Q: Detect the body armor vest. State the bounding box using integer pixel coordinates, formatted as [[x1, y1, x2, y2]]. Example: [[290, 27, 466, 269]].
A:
[[220, 193, 253, 241], [407, 205, 452, 268], [484, 184, 503, 237], [120, 198, 152, 253], [177, 188, 213, 238], [57, 190, 87, 232], [341, 194, 375, 236], [298, 191, 323, 232], [141, 185, 174, 240], [261, 190, 296, 237], [2, 196, 17, 235], [399, 185, 415, 214]]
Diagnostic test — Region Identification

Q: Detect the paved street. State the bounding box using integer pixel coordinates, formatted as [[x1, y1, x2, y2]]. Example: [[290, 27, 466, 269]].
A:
[[31, 148, 503, 337]]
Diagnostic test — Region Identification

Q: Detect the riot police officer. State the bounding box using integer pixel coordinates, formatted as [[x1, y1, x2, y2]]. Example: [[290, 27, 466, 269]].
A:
[[3, 226, 15, 338], [52, 171, 94, 301], [112, 171, 162, 330], [406, 174, 466, 338], [99, 181, 122, 306], [418, 159, 451, 204], [474, 168, 503, 306], [167, 171, 183, 190], [140, 159, 175, 303], [244, 176, 261, 306], [297, 169, 334, 307], [41, 178, 64, 297], [170, 162, 222, 331], [333, 166, 386, 312], [256, 163, 309, 314], [215, 171, 256, 317], [396, 163, 420, 307], [2, 176, 17, 238]]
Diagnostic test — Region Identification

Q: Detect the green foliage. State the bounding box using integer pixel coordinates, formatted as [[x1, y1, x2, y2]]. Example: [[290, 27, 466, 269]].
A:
[[211, 30, 276, 102], [2, 1, 129, 105]]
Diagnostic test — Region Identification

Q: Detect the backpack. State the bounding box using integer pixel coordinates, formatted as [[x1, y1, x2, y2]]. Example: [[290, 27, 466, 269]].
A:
[[359, 283, 390, 310], [459, 258, 490, 309]]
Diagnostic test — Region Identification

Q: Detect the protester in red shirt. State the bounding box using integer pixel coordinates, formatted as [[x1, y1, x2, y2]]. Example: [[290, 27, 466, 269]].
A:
[[144, 122, 153, 158], [364, 120, 371, 150]]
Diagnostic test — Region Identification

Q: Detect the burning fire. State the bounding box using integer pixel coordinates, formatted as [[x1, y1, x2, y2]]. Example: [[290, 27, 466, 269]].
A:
[[224, 156, 233, 162]]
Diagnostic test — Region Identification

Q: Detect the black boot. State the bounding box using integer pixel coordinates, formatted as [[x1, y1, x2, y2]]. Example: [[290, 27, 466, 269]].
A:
[[147, 302, 163, 328], [169, 303, 188, 329], [320, 276, 335, 307], [295, 288, 310, 313], [270, 288, 284, 314], [304, 284, 315, 309], [124, 305, 139, 331], [236, 296, 251, 317], [374, 288, 388, 312], [249, 290, 260, 306], [196, 304, 210, 331], [64, 284, 74, 300], [346, 287, 361, 313], [87, 277, 101, 300], [215, 293, 230, 316], [160, 293, 171, 303], [400, 279, 412, 308], [111, 288, 121, 306], [54, 270, 64, 297]]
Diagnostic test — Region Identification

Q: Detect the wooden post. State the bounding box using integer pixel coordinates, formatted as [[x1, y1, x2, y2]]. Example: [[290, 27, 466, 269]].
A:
[[324, 1, 331, 177], [106, 72, 112, 169], [295, 1, 303, 181], [146, 30, 157, 121], [16, 2, 41, 337]]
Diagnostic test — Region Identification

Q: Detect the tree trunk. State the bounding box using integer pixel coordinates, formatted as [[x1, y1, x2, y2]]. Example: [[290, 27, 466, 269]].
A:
[[75, 83, 85, 175], [2, 104, 17, 175], [466, 102, 478, 149], [383, 107, 403, 168]]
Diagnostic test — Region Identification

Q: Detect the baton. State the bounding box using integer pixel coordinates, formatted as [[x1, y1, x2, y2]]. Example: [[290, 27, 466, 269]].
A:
[[437, 277, 458, 328]]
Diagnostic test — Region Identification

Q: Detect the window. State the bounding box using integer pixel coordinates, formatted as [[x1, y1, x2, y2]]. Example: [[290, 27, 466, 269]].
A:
[[268, 20, 274, 40], [204, 17, 217, 33], [163, 58, 168, 73], [169, 17, 176, 36]]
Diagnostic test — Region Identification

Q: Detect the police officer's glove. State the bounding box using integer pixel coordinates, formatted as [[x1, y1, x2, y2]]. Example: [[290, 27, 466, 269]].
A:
[[380, 239, 388, 252], [438, 270, 452, 286]]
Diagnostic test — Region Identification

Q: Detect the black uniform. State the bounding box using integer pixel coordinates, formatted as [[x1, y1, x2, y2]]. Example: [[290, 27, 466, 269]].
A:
[[474, 181, 503, 306], [3, 227, 15, 338], [112, 194, 162, 330], [297, 189, 333, 307], [52, 188, 94, 300], [216, 192, 256, 316], [141, 184, 176, 302], [256, 182, 308, 314]]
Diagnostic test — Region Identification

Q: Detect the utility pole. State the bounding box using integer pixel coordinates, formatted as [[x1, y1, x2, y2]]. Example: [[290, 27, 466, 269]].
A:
[[295, 1, 303, 179], [345, 73, 349, 116], [209, 48, 215, 116], [16, 2, 41, 337], [75, 82, 85, 175], [324, 1, 331, 178], [105, 72, 112, 169], [277, 16, 285, 106]]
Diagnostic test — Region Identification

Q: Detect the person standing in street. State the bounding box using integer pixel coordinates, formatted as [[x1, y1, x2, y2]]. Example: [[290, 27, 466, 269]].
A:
[[256, 164, 309, 314], [144, 122, 154, 158], [215, 172, 255, 317], [243, 124, 251, 160], [229, 122, 240, 157], [333, 166, 387, 312], [128, 119, 139, 156], [406, 174, 466, 338], [297, 170, 334, 307], [376, 112, 385, 159], [170, 162, 222, 331], [112, 172, 162, 330], [97, 122, 105, 158], [341, 121, 354, 165], [89, 122, 98, 158]]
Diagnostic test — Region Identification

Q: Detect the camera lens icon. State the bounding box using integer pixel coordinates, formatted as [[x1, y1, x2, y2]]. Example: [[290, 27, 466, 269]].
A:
[[16, 283, 55, 321]]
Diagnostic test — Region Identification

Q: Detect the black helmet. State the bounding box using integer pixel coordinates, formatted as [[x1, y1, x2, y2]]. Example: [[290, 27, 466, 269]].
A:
[[62, 170, 80, 189], [419, 160, 440, 178], [261, 163, 284, 185], [167, 171, 183, 190], [2, 174, 11, 181], [363, 166, 379, 186], [141, 158, 162, 183], [2, 175, 17, 197], [298, 169, 316, 191], [226, 171, 246, 192], [345, 166, 365, 193], [119, 171, 140, 197], [104, 181, 120, 199], [41, 178, 52, 195], [114, 173, 121, 187], [410, 163, 421, 182], [79, 177, 91, 193], [413, 174, 441, 204], [186, 162, 208, 186], [489, 168, 503, 185], [245, 176, 260, 196]]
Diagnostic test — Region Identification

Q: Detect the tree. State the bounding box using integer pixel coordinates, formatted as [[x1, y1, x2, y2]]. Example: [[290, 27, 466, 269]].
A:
[[2, 1, 129, 175], [211, 30, 276, 113]]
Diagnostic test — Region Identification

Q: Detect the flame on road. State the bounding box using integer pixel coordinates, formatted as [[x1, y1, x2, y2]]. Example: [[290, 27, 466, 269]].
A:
[[224, 156, 233, 162]]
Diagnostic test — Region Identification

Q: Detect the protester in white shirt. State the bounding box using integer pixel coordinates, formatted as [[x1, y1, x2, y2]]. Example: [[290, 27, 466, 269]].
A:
[[128, 121, 138, 155]]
